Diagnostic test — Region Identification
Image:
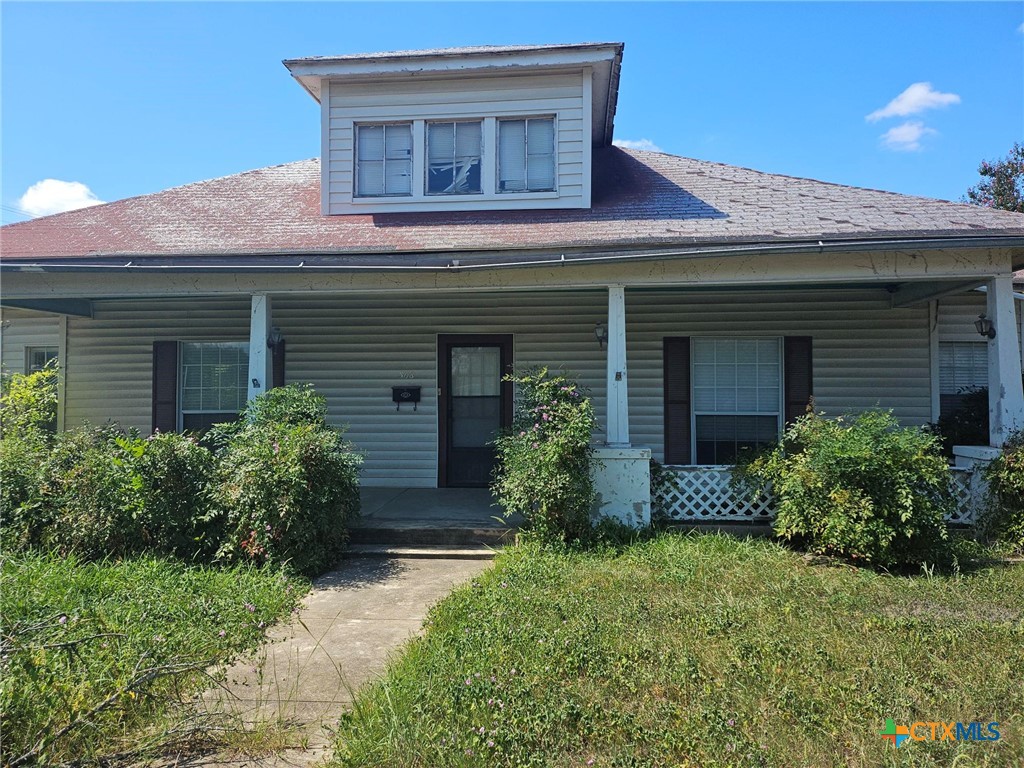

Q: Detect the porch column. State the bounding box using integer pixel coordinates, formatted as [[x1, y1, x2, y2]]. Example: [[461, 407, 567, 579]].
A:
[[606, 284, 630, 447], [986, 275, 1024, 446], [247, 294, 273, 402]]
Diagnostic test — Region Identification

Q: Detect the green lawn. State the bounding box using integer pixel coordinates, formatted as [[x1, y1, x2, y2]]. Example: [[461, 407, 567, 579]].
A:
[[0, 552, 306, 765], [331, 534, 1023, 768]]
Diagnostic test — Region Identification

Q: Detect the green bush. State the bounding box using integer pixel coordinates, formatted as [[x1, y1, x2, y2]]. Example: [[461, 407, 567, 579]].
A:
[[736, 410, 953, 567], [0, 434, 50, 551], [213, 389, 362, 576], [492, 368, 596, 543], [981, 430, 1024, 553], [0, 363, 58, 440]]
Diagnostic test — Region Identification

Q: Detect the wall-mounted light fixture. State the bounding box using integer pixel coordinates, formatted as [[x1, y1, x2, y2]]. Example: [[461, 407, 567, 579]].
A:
[[267, 327, 285, 350], [594, 322, 609, 349], [974, 314, 996, 340]]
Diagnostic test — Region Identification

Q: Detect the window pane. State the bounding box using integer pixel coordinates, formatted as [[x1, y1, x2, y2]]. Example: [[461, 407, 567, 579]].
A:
[[357, 125, 384, 161], [939, 342, 987, 394], [696, 415, 778, 464], [356, 124, 411, 197], [526, 118, 555, 190], [498, 120, 527, 192], [26, 346, 58, 373], [427, 121, 481, 194]]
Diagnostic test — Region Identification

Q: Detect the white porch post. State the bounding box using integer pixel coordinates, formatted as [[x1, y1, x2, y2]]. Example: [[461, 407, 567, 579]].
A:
[[986, 275, 1024, 446], [605, 284, 630, 447], [247, 294, 273, 403]]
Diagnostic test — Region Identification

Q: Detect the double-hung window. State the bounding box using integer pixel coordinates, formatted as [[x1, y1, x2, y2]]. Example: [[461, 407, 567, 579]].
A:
[[692, 338, 782, 464], [355, 123, 413, 197], [497, 117, 556, 192], [179, 342, 249, 431], [426, 120, 482, 194]]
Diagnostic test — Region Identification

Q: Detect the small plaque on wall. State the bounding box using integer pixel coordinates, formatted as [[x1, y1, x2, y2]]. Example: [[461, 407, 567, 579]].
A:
[[392, 385, 421, 411]]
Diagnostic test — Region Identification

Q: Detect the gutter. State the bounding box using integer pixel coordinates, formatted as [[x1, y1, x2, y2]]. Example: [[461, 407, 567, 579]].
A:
[[3, 236, 1024, 274]]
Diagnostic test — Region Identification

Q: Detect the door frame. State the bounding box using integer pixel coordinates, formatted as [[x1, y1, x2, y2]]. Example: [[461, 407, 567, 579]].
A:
[[437, 334, 514, 488]]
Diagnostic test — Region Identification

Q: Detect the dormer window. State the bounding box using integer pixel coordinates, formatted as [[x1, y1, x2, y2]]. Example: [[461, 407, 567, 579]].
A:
[[355, 123, 413, 197], [427, 121, 482, 195], [498, 117, 556, 192]]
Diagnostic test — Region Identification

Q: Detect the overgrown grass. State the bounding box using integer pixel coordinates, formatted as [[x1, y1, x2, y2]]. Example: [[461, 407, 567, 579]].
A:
[[331, 534, 1023, 768], [0, 552, 306, 765]]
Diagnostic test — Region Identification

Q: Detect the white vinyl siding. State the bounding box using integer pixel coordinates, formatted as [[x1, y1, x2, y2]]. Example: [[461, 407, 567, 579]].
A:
[[0, 314, 60, 374], [56, 288, 936, 485], [325, 71, 590, 213]]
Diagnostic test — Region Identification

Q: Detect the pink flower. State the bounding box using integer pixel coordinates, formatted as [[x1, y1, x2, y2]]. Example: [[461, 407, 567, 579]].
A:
[[218, 630, 226, 638]]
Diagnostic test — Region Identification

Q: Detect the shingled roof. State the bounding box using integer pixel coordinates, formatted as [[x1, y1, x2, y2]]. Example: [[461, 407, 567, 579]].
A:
[[2, 148, 1023, 263]]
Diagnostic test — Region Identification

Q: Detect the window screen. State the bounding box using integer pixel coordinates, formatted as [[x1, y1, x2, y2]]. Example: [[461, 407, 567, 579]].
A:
[[356, 123, 413, 197], [498, 117, 555, 192], [693, 338, 781, 464], [179, 342, 249, 431], [427, 121, 482, 194]]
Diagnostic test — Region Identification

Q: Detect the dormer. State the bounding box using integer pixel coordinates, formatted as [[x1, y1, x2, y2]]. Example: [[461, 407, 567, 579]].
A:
[[284, 42, 623, 215]]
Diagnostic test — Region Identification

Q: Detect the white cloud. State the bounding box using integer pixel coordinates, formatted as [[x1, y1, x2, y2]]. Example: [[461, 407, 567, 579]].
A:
[[880, 121, 937, 151], [17, 179, 104, 217], [613, 138, 663, 152], [866, 82, 961, 122], [1019, 22, 1024, 33]]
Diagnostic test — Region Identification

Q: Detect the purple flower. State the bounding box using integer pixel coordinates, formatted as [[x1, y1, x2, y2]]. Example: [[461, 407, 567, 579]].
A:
[[487, 739, 495, 748], [245, 602, 256, 612], [465, 678, 472, 685], [218, 630, 226, 638], [727, 718, 735, 727], [58, 615, 67, 625]]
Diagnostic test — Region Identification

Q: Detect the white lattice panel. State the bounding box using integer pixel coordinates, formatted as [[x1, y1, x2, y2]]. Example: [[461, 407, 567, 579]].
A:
[[947, 468, 979, 525], [656, 466, 774, 521], [657, 465, 980, 524]]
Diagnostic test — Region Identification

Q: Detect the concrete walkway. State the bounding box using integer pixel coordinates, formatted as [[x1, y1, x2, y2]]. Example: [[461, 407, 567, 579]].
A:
[[191, 555, 492, 767]]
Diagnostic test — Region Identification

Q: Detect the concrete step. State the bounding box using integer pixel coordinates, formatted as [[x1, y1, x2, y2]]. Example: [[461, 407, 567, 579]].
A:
[[346, 544, 498, 560], [348, 525, 516, 546]]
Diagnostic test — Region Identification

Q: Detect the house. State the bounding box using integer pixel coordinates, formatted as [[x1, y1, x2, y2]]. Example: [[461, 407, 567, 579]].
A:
[[2, 42, 1023, 525]]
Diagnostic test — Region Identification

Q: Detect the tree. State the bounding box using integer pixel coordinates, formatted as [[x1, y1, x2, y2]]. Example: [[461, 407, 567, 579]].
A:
[[964, 142, 1024, 212]]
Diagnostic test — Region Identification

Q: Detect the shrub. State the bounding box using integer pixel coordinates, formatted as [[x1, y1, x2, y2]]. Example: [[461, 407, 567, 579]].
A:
[[649, 459, 675, 522], [0, 363, 58, 440], [0, 434, 51, 551], [213, 387, 362, 576], [492, 368, 596, 543], [134, 431, 218, 559], [736, 410, 953, 567], [981, 430, 1024, 553], [930, 387, 988, 455]]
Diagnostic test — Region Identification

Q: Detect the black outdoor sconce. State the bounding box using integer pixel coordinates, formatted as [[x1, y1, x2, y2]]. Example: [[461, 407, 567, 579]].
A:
[[975, 314, 996, 339], [594, 322, 609, 349], [392, 385, 421, 411]]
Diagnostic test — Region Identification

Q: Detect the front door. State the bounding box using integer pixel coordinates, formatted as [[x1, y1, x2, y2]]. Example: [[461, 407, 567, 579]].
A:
[[438, 335, 513, 487]]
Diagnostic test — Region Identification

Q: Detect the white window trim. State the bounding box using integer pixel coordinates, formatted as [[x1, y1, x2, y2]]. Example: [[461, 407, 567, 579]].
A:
[[350, 113, 559, 203], [689, 336, 784, 464], [176, 341, 250, 431]]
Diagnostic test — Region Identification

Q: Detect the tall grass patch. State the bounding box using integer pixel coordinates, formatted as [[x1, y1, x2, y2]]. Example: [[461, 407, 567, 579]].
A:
[[0, 552, 305, 765], [331, 534, 1023, 768]]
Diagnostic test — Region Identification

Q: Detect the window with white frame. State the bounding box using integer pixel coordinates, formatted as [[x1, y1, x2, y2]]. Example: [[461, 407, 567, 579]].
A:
[[498, 117, 556, 192], [25, 346, 58, 373], [179, 342, 249, 432], [426, 120, 482, 194], [692, 338, 782, 464], [355, 123, 413, 197]]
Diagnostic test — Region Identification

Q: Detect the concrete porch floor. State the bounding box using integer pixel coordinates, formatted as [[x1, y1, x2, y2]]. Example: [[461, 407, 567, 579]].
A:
[[351, 487, 521, 545]]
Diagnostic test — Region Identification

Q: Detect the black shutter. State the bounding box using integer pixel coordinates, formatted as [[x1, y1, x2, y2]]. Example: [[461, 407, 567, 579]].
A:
[[272, 340, 286, 389], [784, 336, 813, 424], [152, 341, 178, 433], [663, 337, 691, 464]]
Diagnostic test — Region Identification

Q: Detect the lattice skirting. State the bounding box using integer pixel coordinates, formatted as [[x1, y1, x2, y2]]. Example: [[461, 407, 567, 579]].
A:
[[655, 466, 981, 524]]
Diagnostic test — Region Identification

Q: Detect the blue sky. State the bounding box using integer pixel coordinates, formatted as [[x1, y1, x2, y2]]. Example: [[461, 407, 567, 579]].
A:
[[2, 2, 1022, 224]]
